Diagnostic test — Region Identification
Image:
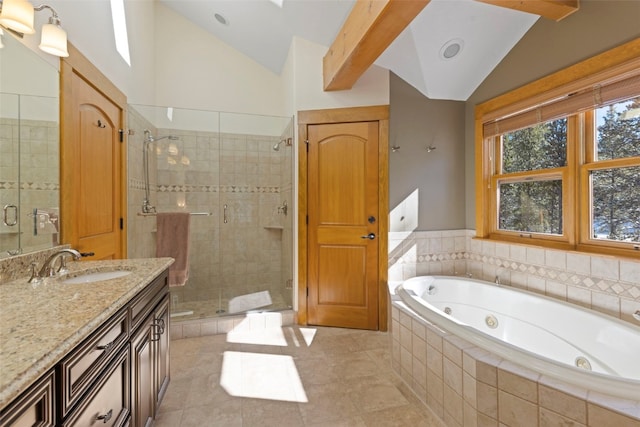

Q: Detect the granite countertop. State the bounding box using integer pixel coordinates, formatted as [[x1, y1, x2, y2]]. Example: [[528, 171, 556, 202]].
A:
[[0, 257, 174, 409]]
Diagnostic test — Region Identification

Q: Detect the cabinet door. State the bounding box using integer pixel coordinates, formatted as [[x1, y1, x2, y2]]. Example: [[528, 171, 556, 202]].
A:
[[130, 316, 154, 427], [61, 348, 130, 427], [0, 371, 54, 427], [154, 295, 170, 412]]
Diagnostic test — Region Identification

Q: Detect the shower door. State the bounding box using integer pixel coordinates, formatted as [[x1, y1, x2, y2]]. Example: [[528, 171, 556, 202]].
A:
[[128, 105, 293, 319], [217, 112, 294, 314]]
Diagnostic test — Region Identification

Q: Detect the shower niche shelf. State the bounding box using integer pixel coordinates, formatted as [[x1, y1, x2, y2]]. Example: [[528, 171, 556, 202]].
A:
[[263, 225, 283, 230]]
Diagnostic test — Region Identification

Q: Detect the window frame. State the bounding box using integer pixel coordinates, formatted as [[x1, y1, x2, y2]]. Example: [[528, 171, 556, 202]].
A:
[[475, 39, 640, 258], [579, 109, 640, 252]]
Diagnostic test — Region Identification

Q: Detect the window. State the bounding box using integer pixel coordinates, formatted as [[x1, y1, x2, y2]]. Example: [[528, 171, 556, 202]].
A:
[[475, 40, 640, 257], [496, 119, 567, 237], [585, 99, 640, 245]]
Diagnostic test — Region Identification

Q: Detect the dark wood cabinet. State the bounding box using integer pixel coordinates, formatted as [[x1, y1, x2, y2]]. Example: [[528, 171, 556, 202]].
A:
[[154, 296, 170, 411], [61, 348, 130, 427], [0, 371, 54, 427], [129, 274, 170, 427], [0, 268, 170, 427], [59, 309, 129, 419]]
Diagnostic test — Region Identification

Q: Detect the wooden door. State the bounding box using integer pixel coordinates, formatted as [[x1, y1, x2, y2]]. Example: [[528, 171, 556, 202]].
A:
[[61, 44, 126, 260], [307, 121, 380, 330]]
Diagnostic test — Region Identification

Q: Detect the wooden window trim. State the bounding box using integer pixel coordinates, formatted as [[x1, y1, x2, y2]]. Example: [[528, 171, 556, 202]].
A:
[[475, 38, 640, 258]]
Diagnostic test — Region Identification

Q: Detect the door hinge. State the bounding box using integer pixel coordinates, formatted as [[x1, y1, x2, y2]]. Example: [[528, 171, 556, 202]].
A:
[[119, 218, 124, 229], [306, 287, 309, 297], [305, 139, 309, 152], [119, 129, 124, 142], [306, 215, 308, 225]]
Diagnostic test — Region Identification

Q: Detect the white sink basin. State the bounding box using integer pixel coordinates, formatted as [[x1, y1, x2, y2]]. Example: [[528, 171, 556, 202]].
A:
[[62, 270, 132, 284]]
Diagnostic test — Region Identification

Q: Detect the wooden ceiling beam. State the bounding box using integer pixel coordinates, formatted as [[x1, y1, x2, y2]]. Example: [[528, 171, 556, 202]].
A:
[[474, 0, 580, 21], [323, 0, 430, 92]]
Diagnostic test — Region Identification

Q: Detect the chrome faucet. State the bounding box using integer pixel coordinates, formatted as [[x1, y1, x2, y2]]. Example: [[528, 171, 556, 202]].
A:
[[29, 248, 82, 283]]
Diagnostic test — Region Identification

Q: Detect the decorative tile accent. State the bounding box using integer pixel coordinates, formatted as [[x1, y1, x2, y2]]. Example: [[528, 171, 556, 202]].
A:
[[128, 179, 280, 194], [389, 230, 640, 316], [0, 181, 58, 190]]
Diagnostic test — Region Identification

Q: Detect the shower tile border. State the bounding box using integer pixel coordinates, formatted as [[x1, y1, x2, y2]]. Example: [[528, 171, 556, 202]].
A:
[[127, 178, 280, 194]]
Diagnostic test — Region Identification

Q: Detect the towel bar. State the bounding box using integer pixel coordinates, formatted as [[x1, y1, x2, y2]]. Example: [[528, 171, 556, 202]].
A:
[[137, 212, 212, 216]]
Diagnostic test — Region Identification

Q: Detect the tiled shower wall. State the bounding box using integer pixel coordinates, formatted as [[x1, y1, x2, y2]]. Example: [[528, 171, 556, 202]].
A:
[[0, 117, 59, 257], [127, 107, 293, 314], [127, 109, 157, 259], [389, 230, 640, 323]]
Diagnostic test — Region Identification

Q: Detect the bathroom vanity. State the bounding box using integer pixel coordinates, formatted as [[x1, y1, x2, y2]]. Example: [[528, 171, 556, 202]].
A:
[[0, 256, 173, 427]]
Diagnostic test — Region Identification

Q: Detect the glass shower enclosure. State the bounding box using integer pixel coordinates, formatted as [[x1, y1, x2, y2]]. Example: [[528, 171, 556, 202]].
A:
[[128, 105, 294, 320]]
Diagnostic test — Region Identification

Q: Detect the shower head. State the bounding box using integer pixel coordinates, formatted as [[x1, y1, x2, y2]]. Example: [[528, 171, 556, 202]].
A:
[[143, 129, 179, 144], [273, 138, 292, 151]]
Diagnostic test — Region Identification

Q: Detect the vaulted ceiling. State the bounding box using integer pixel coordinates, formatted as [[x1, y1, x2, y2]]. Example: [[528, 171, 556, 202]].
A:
[[160, 0, 576, 101]]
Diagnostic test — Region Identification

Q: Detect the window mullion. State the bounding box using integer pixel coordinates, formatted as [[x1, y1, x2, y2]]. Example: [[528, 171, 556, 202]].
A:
[[566, 115, 579, 246]]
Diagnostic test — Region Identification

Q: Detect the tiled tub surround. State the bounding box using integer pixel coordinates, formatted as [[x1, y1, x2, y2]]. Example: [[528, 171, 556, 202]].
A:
[[389, 230, 640, 323], [0, 254, 174, 408], [390, 303, 640, 427]]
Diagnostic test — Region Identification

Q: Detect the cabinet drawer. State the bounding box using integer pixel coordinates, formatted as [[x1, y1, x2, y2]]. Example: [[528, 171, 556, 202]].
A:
[[59, 309, 128, 417], [62, 347, 130, 427], [130, 271, 168, 332], [0, 370, 54, 427]]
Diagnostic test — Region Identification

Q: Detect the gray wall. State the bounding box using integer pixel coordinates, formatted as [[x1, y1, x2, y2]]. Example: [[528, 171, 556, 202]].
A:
[[464, 0, 640, 228], [389, 73, 466, 231]]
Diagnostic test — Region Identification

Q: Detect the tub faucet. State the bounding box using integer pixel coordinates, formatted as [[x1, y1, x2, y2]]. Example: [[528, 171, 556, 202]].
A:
[[30, 248, 82, 283]]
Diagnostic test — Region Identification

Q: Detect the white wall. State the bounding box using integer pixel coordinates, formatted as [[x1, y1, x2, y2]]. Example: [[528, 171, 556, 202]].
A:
[[38, 0, 157, 104], [7, 1, 389, 117], [153, 4, 285, 117], [290, 37, 389, 113]]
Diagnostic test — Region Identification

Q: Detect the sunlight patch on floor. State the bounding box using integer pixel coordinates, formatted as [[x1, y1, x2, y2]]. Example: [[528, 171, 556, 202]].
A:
[[299, 327, 317, 346], [226, 312, 288, 346], [220, 351, 308, 403]]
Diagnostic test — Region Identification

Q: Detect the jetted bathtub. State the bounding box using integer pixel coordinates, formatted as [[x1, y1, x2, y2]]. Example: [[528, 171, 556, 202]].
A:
[[395, 276, 640, 400]]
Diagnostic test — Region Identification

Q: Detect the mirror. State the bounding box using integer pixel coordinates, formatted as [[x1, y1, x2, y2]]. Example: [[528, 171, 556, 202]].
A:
[[0, 31, 60, 259]]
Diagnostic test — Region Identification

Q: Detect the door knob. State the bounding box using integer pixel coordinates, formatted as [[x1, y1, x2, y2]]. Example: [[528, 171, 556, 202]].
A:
[[361, 233, 376, 240]]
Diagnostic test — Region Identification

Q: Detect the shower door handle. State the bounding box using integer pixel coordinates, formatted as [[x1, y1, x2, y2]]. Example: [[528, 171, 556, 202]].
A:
[[3, 204, 17, 226], [223, 204, 228, 224]]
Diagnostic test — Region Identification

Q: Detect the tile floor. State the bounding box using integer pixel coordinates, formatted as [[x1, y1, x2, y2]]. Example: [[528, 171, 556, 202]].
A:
[[156, 324, 446, 426]]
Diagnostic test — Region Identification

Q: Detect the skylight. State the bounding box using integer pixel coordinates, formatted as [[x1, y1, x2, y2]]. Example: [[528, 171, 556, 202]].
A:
[[110, 0, 131, 66]]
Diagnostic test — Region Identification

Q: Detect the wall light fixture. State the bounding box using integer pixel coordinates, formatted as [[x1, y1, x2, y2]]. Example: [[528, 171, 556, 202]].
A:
[[0, 0, 68, 57]]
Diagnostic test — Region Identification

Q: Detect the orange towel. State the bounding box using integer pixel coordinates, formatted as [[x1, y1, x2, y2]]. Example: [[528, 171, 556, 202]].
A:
[[156, 212, 190, 287]]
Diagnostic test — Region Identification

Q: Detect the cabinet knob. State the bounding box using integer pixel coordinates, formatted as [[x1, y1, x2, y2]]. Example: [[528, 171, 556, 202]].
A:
[[96, 408, 113, 423], [96, 340, 115, 351], [151, 318, 166, 341]]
